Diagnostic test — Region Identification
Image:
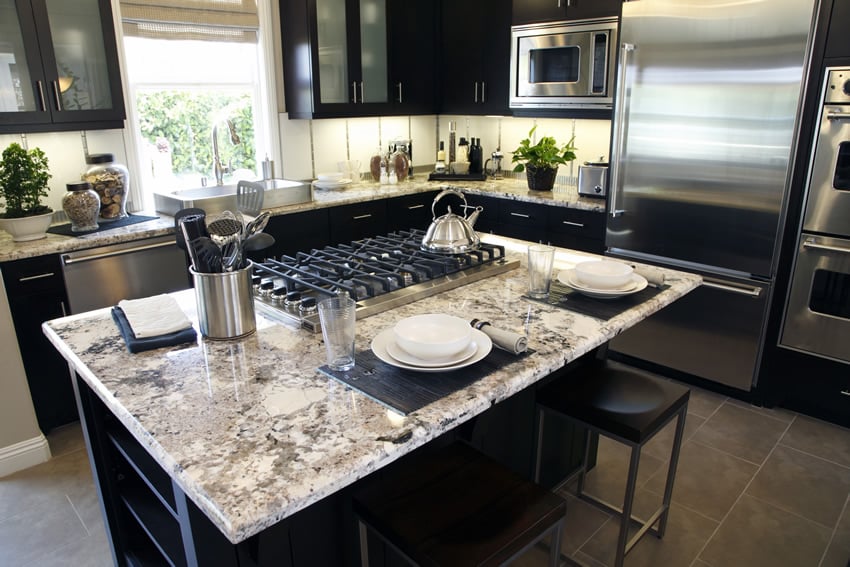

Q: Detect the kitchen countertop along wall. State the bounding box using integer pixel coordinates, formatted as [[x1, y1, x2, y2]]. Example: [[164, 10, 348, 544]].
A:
[[42, 234, 700, 545], [0, 177, 606, 262]]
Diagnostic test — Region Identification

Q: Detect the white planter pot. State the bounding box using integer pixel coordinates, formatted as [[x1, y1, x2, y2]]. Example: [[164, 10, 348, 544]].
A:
[[0, 211, 54, 242]]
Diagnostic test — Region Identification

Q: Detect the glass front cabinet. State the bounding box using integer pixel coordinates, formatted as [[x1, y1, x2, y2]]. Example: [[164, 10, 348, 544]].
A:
[[0, 0, 125, 133]]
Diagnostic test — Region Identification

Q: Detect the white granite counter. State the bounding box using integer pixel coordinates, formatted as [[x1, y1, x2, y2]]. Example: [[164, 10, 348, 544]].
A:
[[0, 177, 604, 262], [42, 235, 699, 545]]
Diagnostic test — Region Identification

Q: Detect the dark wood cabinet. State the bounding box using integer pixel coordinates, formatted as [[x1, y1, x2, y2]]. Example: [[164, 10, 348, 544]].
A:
[[387, 190, 440, 232], [439, 0, 512, 115], [459, 193, 500, 235], [546, 205, 606, 253], [2, 254, 76, 432], [825, 0, 850, 59], [328, 200, 389, 244], [0, 0, 125, 133], [261, 208, 331, 259], [281, 0, 438, 119], [512, 0, 622, 25]]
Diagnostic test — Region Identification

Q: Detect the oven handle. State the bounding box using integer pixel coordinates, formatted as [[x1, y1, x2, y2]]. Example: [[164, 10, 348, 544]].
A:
[[61, 240, 176, 265], [803, 238, 850, 254], [826, 112, 850, 121]]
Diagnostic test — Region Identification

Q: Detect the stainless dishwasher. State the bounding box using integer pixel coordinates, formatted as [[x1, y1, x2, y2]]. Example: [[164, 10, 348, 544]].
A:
[[60, 236, 190, 313]]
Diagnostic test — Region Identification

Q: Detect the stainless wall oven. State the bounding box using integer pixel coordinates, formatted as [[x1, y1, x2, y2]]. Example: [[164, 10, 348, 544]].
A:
[[509, 18, 617, 110], [781, 67, 850, 365]]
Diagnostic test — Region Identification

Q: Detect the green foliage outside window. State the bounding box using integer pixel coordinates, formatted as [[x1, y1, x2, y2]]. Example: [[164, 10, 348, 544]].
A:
[[136, 90, 256, 181]]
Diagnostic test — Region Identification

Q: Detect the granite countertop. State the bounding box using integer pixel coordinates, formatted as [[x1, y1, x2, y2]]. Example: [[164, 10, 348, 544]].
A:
[[42, 235, 700, 545], [0, 177, 604, 262]]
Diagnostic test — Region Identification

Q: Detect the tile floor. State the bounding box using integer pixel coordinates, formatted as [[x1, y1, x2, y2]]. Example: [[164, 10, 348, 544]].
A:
[[1, 382, 849, 566]]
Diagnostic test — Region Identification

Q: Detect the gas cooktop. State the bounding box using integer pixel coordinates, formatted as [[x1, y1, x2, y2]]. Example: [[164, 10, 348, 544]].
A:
[[252, 229, 519, 332]]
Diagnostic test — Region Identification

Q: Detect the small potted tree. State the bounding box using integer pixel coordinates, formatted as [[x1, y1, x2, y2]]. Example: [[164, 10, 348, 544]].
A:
[[511, 126, 577, 191], [0, 143, 54, 241]]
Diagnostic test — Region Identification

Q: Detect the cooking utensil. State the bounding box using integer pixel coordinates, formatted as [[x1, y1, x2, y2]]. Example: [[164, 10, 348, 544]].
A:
[[244, 211, 270, 238], [237, 180, 265, 218], [206, 211, 243, 247], [189, 236, 222, 273], [420, 188, 482, 254], [243, 231, 275, 252], [174, 208, 206, 251]]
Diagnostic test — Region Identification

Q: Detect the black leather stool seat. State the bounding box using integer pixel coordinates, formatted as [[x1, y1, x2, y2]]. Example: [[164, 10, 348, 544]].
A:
[[536, 362, 690, 445], [354, 441, 566, 566]]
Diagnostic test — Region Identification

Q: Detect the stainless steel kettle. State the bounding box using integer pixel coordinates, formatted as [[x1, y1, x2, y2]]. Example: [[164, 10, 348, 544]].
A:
[[420, 188, 483, 254]]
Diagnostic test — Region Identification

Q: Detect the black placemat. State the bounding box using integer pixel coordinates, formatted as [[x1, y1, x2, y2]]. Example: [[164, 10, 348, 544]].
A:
[[525, 280, 666, 321], [48, 214, 159, 236], [319, 347, 533, 415]]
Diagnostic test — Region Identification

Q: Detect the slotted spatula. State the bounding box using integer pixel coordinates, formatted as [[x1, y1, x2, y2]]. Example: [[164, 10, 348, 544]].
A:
[[237, 180, 265, 218]]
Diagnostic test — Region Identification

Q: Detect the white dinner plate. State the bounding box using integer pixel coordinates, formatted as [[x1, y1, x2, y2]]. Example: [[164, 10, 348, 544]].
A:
[[386, 336, 478, 368], [312, 179, 352, 190], [557, 268, 648, 299], [371, 328, 492, 372]]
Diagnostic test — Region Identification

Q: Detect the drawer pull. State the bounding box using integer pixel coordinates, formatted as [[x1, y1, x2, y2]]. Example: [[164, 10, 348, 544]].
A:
[[19, 272, 55, 282], [352, 214, 372, 220], [407, 204, 425, 210], [841, 390, 850, 397], [510, 212, 531, 219], [562, 220, 585, 228]]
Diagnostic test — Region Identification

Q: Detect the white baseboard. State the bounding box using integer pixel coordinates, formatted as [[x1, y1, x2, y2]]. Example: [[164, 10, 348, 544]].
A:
[[0, 434, 51, 477]]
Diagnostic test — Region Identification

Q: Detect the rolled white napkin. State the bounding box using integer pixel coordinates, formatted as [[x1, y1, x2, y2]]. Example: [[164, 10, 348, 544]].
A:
[[632, 265, 665, 287], [472, 320, 527, 355], [117, 294, 193, 338]]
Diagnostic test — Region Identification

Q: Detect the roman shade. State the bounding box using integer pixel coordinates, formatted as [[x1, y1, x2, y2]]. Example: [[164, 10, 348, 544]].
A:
[[120, 0, 258, 42]]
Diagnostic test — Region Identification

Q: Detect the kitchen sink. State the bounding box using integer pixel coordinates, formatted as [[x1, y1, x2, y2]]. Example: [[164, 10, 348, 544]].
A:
[[153, 178, 313, 216]]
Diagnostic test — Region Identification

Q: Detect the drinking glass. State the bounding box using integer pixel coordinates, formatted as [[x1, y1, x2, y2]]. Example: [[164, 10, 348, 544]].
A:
[[527, 245, 555, 299], [318, 293, 357, 371]]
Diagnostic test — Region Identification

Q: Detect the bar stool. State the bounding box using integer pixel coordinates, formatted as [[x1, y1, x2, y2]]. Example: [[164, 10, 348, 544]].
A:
[[534, 360, 689, 567], [353, 441, 567, 566]]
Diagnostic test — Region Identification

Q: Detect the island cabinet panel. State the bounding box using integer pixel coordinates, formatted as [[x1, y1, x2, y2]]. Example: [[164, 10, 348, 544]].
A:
[[461, 193, 501, 234], [546, 206, 606, 253], [497, 198, 550, 243], [511, 0, 622, 25], [386, 190, 440, 233], [0, 0, 125, 133], [261, 208, 331, 259], [1, 254, 76, 432], [328, 199, 389, 244]]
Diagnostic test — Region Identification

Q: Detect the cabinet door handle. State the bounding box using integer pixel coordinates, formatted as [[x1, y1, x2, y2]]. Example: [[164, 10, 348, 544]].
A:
[[407, 204, 425, 210], [352, 82, 358, 104], [562, 220, 585, 227], [36, 80, 47, 111], [397, 82, 403, 103], [702, 279, 763, 298], [481, 82, 486, 103], [510, 212, 530, 219], [19, 272, 55, 282], [352, 214, 372, 220], [51, 80, 62, 111], [474, 82, 478, 103], [841, 390, 850, 397], [360, 81, 364, 103], [60, 301, 67, 317]]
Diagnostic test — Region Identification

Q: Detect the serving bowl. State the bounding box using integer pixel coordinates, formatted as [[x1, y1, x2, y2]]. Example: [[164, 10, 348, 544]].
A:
[[393, 314, 472, 360], [574, 260, 634, 290], [317, 172, 343, 182]]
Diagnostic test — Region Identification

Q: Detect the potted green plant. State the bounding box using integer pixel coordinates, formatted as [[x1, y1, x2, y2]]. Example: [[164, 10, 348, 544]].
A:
[[511, 126, 577, 191], [0, 143, 54, 241]]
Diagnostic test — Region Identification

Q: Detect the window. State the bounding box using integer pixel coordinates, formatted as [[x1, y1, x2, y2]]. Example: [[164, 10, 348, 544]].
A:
[[119, 0, 274, 210]]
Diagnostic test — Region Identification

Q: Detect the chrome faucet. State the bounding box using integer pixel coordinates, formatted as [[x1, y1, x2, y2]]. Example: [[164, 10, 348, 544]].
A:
[[212, 119, 241, 186]]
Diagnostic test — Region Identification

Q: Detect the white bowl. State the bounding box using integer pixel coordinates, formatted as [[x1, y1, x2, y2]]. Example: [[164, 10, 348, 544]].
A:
[[317, 172, 343, 182], [393, 314, 472, 360], [574, 260, 634, 290]]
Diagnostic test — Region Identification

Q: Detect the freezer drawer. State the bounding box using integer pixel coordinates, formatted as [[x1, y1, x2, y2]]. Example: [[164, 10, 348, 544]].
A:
[[610, 274, 770, 391]]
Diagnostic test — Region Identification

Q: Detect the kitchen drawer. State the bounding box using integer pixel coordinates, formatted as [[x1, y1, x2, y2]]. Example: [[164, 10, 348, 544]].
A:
[[498, 199, 548, 229], [1, 254, 65, 296], [462, 193, 500, 234], [329, 200, 389, 245], [547, 207, 605, 239], [387, 191, 440, 232]]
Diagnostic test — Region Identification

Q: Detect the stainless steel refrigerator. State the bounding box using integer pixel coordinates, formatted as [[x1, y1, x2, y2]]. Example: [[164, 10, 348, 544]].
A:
[[606, 0, 819, 391]]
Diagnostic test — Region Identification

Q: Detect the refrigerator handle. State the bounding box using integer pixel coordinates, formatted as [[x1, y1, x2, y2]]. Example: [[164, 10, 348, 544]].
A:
[[609, 43, 635, 218]]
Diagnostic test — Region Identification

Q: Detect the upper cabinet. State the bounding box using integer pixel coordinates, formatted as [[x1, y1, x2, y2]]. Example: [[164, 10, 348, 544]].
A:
[[281, 0, 438, 119], [512, 0, 621, 25], [0, 0, 125, 133], [439, 0, 511, 116], [824, 0, 850, 59]]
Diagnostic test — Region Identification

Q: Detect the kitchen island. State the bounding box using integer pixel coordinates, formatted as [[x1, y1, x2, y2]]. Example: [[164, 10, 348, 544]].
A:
[[42, 235, 700, 565]]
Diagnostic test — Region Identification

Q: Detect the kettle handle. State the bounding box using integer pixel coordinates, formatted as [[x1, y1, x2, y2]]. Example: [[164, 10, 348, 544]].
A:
[[431, 187, 467, 220]]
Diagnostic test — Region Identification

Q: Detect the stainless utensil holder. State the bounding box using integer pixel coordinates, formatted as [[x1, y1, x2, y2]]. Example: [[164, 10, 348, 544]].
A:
[[190, 261, 256, 339]]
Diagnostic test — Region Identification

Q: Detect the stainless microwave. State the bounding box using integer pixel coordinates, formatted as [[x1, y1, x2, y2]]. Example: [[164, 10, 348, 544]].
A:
[[510, 18, 618, 110]]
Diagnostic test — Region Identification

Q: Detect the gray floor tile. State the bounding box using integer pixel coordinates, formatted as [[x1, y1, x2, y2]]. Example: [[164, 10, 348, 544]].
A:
[[24, 521, 112, 567], [573, 549, 608, 566], [726, 398, 796, 424], [46, 421, 86, 457], [821, 541, 850, 567], [746, 445, 850, 528], [684, 387, 727, 420], [0, 499, 89, 564], [644, 439, 759, 522], [690, 402, 790, 465], [700, 494, 832, 567], [780, 415, 850, 469], [642, 412, 705, 462], [579, 499, 718, 567], [581, 437, 665, 507], [555, 492, 612, 557]]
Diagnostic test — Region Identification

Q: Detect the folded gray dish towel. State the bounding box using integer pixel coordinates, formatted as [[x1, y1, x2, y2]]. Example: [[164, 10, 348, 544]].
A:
[[632, 265, 665, 287], [471, 320, 527, 355]]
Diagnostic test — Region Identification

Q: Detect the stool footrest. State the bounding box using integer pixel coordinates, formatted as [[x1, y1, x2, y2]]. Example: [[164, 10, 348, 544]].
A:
[[576, 491, 666, 546]]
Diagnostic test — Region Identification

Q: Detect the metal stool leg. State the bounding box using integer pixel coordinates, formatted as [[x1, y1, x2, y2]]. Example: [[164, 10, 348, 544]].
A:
[[575, 428, 593, 497], [549, 518, 564, 567], [614, 446, 641, 567], [535, 408, 545, 484], [358, 520, 370, 567], [656, 405, 687, 537]]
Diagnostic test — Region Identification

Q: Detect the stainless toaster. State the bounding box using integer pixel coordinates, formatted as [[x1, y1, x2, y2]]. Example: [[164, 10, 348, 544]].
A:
[[578, 161, 608, 198]]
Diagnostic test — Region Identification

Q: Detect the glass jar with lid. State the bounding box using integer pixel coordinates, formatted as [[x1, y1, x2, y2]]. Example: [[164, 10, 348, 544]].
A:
[[62, 181, 100, 232], [83, 154, 129, 221]]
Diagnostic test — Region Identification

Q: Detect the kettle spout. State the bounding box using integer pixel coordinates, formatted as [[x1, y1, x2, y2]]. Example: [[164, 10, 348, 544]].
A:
[[466, 206, 484, 228]]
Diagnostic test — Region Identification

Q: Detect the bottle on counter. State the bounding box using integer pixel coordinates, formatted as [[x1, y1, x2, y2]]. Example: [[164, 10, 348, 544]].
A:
[[62, 181, 100, 232], [435, 141, 447, 173], [448, 121, 457, 165], [469, 138, 483, 174], [83, 154, 129, 222], [457, 137, 470, 163]]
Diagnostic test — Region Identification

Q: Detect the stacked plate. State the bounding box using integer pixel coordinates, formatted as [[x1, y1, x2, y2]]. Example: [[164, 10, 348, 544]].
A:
[[371, 314, 492, 372], [313, 172, 353, 190], [557, 260, 648, 299]]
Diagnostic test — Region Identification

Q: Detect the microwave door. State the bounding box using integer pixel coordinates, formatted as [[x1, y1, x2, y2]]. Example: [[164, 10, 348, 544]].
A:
[[517, 32, 592, 98]]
